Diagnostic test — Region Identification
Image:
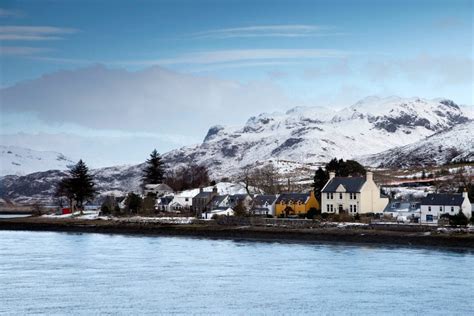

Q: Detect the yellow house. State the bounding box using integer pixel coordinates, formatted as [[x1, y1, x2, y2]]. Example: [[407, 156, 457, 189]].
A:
[[275, 191, 320, 217]]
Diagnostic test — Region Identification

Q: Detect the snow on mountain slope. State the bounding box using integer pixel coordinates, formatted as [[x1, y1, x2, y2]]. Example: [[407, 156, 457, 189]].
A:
[[163, 96, 470, 177], [0, 146, 75, 176], [0, 163, 145, 204], [358, 120, 474, 168]]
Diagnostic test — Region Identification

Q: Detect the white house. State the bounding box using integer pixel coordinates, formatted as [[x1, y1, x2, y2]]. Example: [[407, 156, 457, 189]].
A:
[[420, 192, 471, 224], [168, 190, 195, 212], [321, 171, 389, 215], [250, 194, 279, 216], [383, 200, 421, 222]]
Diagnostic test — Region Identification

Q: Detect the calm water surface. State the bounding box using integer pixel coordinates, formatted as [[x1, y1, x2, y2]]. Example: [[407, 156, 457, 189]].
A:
[[0, 231, 473, 315]]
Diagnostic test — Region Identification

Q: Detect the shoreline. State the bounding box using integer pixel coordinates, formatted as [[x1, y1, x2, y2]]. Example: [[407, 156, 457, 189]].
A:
[[1, 217, 474, 249]]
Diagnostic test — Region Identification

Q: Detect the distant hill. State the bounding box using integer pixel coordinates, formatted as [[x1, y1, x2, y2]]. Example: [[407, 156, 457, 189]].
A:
[[0, 145, 75, 176]]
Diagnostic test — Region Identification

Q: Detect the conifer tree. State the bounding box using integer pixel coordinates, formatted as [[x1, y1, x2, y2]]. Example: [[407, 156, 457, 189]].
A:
[[142, 149, 165, 186], [57, 159, 96, 213]]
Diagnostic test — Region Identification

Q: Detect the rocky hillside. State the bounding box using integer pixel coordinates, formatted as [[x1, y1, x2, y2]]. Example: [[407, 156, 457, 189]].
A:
[[0, 164, 144, 204], [358, 120, 474, 168], [163, 96, 470, 177]]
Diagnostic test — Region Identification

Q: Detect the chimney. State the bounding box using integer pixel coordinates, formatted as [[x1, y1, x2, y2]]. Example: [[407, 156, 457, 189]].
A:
[[199, 187, 203, 193], [366, 171, 373, 182], [329, 172, 336, 180]]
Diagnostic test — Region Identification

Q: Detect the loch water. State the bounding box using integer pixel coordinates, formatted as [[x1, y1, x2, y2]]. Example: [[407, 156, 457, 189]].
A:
[[0, 230, 473, 315]]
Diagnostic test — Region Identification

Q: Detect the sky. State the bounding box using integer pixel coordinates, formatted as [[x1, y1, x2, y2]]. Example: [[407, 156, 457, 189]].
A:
[[0, 0, 473, 167]]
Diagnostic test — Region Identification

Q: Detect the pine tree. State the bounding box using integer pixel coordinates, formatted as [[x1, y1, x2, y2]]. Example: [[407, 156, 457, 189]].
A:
[[312, 167, 329, 202], [57, 159, 96, 214], [142, 149, 165, 186]]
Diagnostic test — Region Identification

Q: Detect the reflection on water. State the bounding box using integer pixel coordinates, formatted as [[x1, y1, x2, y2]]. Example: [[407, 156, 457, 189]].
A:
[[0, 230, 472, 315]]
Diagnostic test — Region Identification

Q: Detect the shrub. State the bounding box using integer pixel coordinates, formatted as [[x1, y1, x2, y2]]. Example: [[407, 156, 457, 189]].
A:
[[306, 208, 320, 219]]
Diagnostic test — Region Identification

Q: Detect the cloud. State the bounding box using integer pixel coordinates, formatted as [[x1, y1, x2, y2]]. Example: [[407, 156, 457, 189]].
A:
[[0, 46, 52, 56], [0, 132, 191, 168], [0, 8, 23, 18], [0, 25, 78, 41], [0, 65, 295, 137], [192, 24, 341, 39], [365, 54, 473, 86], [120, 49, 346, 67]]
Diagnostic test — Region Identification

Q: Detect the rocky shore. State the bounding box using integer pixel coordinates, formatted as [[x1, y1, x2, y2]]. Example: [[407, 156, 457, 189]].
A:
[[1, 217, 473, 249]]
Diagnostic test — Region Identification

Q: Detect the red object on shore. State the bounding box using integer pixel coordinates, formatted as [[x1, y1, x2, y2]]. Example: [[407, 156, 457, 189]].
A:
[[62, 208, 72, 215]]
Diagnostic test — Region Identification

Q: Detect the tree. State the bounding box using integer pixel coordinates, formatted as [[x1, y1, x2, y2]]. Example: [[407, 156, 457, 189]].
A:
[[101, 195, 118, 215], [326, 158, 366, 177], [233, 200, 247, 217], [124, 192, 142, 214], [165, 164, 210, 191], [142, 149, 165, 186], [56, 159, 96, 214], [312, 167, 329, 201]]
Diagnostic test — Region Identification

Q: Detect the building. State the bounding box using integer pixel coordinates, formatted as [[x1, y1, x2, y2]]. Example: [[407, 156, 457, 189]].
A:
[[155, 196, 174, 212], [250, 194, 279, 216], [144, 183, 174, 196], [321, 171, 388, 215], [275, 191, 319, 217], [383, 200, 421, 222], [192, 187, 218, 214], [168, 191, 195, 212], [420, 192, 471, 224]]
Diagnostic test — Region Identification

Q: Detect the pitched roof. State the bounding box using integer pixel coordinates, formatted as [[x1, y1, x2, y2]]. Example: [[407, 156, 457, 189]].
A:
[[253, 194, 278, 205], [194, 191, 213, 199], [209, 194, 228, 207], [276, 193, 310, 204], [421, 193, 465, 206], [321, 177, 366, 193], [228, 194, 250, 206]]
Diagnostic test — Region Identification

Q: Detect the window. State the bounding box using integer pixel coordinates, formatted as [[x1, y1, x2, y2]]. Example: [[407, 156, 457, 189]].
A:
[[428, 206, 431, 212], [327, 204, 330, 212], [451, 207, 454, 213], [330, 193, 334, 199], [354, 205, 357, 213], [327, 193, 330, 199], [350, 205, 353, 212], [426, 215, 433, 222], [339, 193, 343, 199], [439, 206, 442, 212], [330, 204, 334, 212], [185, 198, 189, 202]]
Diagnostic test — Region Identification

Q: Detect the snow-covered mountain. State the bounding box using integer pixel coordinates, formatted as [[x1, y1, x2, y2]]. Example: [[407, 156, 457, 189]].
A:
[[358, 120, 474, 168], [163, 96, 471, 177], [0, 146, 75, 176], [1, 96, 472, 204]]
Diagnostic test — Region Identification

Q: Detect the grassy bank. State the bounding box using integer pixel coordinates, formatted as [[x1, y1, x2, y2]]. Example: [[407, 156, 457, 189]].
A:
[[1, 217, 473, 249]]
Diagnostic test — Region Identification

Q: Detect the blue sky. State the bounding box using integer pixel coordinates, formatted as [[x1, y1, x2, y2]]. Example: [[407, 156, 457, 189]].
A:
[[0, 0, 473, 166]]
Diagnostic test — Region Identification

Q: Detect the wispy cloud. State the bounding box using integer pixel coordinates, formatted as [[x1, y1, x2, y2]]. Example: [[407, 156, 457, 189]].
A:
[[0, 46, 52, 56], [193, 24, 342, 39], [0, 26, 78, 41], [0, 8, 24, 18], [119, 49, 346, 67]]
